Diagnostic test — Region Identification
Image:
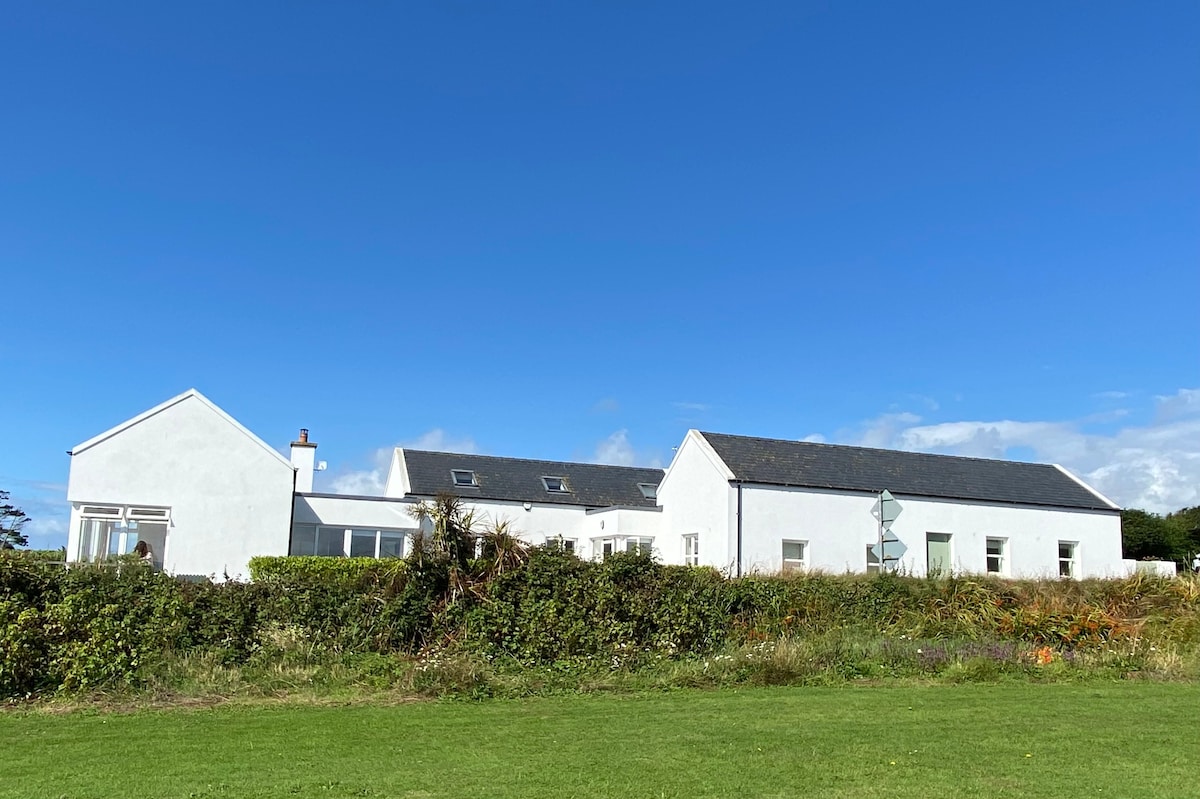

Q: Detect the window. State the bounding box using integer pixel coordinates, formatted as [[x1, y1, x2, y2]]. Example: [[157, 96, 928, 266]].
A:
[[782, 540, 807, 572], [81, 505, 121, 517], [546, 535, 577, 554], [350, 530, 378, 558], [378, 532, 405, 559], [592, 536, 652, 559], [683, 534, 699, 566], [451, 469, 477, 487], [626, 537, 653, 555], [290, 526, 409, 559], [1058, 541, 1078, 578], [315, 527, 346, 557], [542, 476, 569, 493], [866, 544, 881, 573], [638, 483, 658, 500], [77, 505, 168, 569], [926, 533, 952, 576], [107, 522, 138, 557], [986, 538, 1006, 575], [128, 507, 170, 520]]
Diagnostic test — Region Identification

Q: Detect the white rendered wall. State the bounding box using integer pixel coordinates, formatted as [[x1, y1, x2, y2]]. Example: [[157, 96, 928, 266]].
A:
[[1122, 559, 1178, 578], [401, 496, 661, 560], [656, 432, 736, 569], [294, 494, 418, 530], [583, 507, 663, 556], [66, 395, 295, 580], [291, 444, 316, 493], [737, 484, 1125, 578]]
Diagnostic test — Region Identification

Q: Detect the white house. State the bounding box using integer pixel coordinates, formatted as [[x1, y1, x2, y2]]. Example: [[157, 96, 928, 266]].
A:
[[65, 390, 1147, 580], [66, 390, 296, 579], [66, 390, 665, 577], [377, 448, 664, 558], [657, 429, 1129, 579], [287, 449, 665, 563]]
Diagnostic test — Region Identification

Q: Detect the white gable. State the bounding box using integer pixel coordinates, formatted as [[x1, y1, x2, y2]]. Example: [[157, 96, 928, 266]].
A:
[[71, 388, 292, 469]]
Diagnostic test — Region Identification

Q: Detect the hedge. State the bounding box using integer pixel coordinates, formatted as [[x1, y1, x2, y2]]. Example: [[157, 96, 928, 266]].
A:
[[2, 548, 1198, 698]]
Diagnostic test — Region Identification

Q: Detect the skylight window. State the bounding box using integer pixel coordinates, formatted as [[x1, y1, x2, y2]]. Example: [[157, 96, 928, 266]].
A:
[[451, 469, 477, 487], [542, 476, 569, 493], [638, 483, 658, 500]]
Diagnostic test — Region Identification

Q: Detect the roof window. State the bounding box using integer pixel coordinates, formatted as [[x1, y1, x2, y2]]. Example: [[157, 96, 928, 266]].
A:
[[542, 476, 569, 493], [638, 483, 658, 500], [451, 469, 478, 487]]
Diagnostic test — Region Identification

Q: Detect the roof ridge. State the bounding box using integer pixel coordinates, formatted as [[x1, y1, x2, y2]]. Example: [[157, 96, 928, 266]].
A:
[[698, 431, 1057, 469], [402, 449, 665, 472]]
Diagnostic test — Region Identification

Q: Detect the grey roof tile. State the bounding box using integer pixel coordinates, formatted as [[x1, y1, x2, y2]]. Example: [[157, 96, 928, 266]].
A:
[[699, 432, 1117, 512], [402, 450, 664, 508]]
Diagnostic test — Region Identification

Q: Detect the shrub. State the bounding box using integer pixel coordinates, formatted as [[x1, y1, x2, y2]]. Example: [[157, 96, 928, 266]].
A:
[[3, 547, 1200, 699], [248, 556, 407, 590]]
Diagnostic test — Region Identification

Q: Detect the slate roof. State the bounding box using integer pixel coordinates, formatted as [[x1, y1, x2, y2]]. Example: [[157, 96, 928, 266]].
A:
[[401, 450, 664, 508], [698, 432, 1118, 512]]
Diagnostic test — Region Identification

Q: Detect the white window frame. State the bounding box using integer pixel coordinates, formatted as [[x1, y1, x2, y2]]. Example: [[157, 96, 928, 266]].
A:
[[541, 476, 569, 493], [291, 525, 410, 559], [1058, 541, 1078, 579], [128, 507, 170, 521], [77, 504, 171, 563], [591, 535, 654, 559], [80, 505, 122, 517], [866, 544, 881, 573], [451, 469, 477, 487], [986, 537, 1007, 575], [545, 535, 577, 554], [782, 540, 808, 573], [626, 536, 653, 555], [926, 532, 953, 576], [683, 534, 699, 566]]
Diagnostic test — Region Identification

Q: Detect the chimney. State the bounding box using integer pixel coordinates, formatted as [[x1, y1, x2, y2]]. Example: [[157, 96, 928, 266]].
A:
[[290, 428, 318, 493]]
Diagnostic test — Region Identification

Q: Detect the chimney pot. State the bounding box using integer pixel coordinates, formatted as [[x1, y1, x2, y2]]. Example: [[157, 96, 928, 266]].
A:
[[299, 428, 309, 443]]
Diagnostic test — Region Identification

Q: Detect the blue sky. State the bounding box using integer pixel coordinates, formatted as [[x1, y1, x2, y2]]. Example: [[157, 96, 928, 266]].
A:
[[3, 3, 1198, 546]]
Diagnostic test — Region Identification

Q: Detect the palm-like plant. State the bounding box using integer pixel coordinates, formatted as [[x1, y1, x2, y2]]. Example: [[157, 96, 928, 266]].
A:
[[408, 492, 481, 601], [477, 517, 530, 580]]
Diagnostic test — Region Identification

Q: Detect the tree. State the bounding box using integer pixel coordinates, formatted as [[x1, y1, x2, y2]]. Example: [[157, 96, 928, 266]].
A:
[[1165, 506, 1200, 559], [1120, 508, 1187, 563], [0, 491, 31, 549]]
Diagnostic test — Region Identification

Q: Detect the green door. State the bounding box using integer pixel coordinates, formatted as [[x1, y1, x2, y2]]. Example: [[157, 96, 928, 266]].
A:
[[926, 533, 952, 576]]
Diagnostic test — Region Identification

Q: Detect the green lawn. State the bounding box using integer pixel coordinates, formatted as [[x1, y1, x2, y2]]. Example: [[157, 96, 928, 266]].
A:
[[2, 684, 1196, 798]]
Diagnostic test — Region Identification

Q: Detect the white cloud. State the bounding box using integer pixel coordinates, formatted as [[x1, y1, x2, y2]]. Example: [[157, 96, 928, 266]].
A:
[[324, 429, 478, 496], [591, 398, 620, 414], [841, 412, 922, 449], [0, 480, 69, 549], [21, 515, 68, 547], [593, 430, 637, 466], [327, 452, 392, 496], [592, 430, 663, 469], [836, 388, 1200, 514], [1155, 388, 1200, 421], [673, 401, 711, 413], [403, 429, 478, 454]]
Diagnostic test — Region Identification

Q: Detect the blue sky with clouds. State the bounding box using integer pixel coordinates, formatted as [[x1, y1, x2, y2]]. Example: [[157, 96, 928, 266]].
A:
[[2, 3, 1198, 546]]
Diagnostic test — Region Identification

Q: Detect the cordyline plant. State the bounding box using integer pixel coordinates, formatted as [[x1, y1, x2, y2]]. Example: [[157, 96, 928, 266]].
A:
[[408, 492, 530, 602]]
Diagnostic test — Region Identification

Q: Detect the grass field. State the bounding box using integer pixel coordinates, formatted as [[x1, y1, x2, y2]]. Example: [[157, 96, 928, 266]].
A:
[[2, 684, 1196, 798]]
